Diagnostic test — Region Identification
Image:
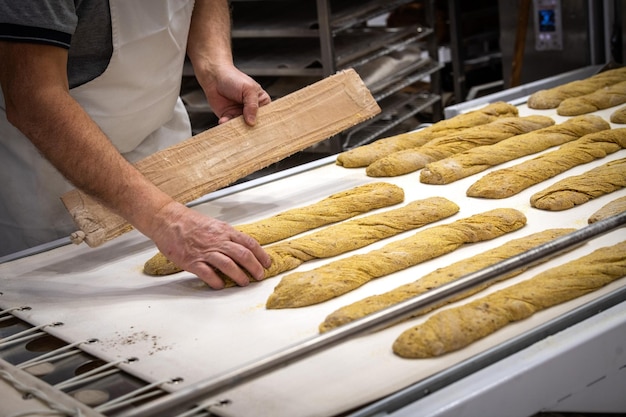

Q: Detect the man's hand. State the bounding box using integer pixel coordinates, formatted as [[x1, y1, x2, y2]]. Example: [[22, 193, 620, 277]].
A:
[[149, 201, 271, 289], [186, 0, 271, 126], [0, 40, 271, 289], [201, 64, 271, 126]]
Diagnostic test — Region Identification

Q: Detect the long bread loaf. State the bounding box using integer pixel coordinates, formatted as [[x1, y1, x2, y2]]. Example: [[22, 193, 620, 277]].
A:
[[557, 80, 626, 116], [588, 196, 626, 223], [144, 182, 404, 275], [527, 66, 626, 109], [610, 105, 626, 124], [392, 240, 626, 358], [467, 128, 626, 199], [335, 102, 518, 168], [261, 197, 459, 281], [266, 208, 527, 309], [319, 228, 575, 333], [530, 158, 626, 210], [420, 115, 609, 185], [213, 197, 459, 288], [366, 115, 554, 177]]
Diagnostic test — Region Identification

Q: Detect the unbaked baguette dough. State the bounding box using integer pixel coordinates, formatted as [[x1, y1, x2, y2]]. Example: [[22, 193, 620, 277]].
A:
[[467, 128, 626, 199], [266, 208, 527, 309], [229, 182, 405, 243], [392, 240, 626, 358], [527, 66, 626, 109], [144, 182, 405, 275], [335, 102, 518, 168], [588, 196, 626, 223], [557, 80, 626, 116], [530, 158, 626, 210], [260, 197, 459, 281], [319, 228, 575, 333], [420, 115, 610, 185], [610, 105, 626, 124], [210, 197, 460, 287], [365, 115, 554, 177]]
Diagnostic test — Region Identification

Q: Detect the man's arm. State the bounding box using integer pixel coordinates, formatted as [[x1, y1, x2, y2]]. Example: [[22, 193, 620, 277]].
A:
[[186, 0, 271, 125], [0, 40, 270, 288]]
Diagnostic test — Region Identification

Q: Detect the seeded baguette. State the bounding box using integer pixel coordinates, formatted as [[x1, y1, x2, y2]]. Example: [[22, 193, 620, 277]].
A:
[[588, 196, 626, 223], [200, 197, 460, 287], [144, 182, 405, 276], [259, 197, 459, 282], [528, 66, 626, 109], [320, 228, 575, 333], [556, 81, 626, 116], [196, 198, 459, 288], [335, 102, 518, 168], [366, 115, 554, 177], [467, 128, 626, 199], [392, 241, 626, 358], [610, 105, 626, 124], [266, 208, 527, 309], [420, 115, 609, 185], [530, 158, 626, 211]]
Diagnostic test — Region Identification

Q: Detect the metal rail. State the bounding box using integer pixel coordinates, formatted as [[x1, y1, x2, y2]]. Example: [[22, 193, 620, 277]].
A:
[[120, 211, 626, 417]]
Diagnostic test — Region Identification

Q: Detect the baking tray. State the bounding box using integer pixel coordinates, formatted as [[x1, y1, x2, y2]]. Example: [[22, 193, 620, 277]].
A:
[[1, 102, 625, 417]]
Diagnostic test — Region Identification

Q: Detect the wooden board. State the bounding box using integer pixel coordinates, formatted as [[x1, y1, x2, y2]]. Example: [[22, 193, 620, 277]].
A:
[[61, 69, 381, 247]]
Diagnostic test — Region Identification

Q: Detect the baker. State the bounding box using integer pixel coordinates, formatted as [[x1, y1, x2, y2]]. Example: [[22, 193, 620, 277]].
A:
[[0, 0, 272, 289]]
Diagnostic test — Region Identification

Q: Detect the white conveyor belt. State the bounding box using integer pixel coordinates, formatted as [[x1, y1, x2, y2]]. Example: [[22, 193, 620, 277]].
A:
[[1, 101, 626, 417]]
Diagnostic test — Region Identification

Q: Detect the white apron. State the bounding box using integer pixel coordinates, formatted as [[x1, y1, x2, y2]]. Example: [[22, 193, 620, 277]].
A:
[[0, 0, 195, 256]]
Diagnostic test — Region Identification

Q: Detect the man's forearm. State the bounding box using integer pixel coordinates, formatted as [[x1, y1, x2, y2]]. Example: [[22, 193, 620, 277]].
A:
[[187, 0, 234, 77], [1, 30, 271, 287], [20, 88, 172, 235], [0, 43, 173, 237]]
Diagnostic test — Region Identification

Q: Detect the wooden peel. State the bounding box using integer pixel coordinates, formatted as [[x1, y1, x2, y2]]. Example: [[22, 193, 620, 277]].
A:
[[61, 69, 381, 247]]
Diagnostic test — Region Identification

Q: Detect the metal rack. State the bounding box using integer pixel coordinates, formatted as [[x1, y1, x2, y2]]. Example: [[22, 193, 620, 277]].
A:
[[445, 0, 503, 104], [183, 0, 443, 150]]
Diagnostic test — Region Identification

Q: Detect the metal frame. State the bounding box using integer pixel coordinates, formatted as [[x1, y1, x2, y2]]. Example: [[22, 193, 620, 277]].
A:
[[443, 64, 603, 118], [353, 291, 626, 417], [117, 213, 626, 417]]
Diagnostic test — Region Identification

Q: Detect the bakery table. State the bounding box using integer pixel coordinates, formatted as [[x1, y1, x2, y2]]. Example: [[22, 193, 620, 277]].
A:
[[1, 97, 625, 417]]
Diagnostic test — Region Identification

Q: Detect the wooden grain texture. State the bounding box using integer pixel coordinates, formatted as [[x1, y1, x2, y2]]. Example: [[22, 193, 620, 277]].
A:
[[61, 69, 381, 247]]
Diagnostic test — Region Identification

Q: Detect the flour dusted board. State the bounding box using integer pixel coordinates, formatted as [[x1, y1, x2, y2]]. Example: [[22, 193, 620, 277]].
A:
[[60, 69, 380, 248]]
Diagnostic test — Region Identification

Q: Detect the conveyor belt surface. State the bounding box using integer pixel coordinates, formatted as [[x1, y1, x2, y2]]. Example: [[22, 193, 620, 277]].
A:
[[1, 101, 625, 417]]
